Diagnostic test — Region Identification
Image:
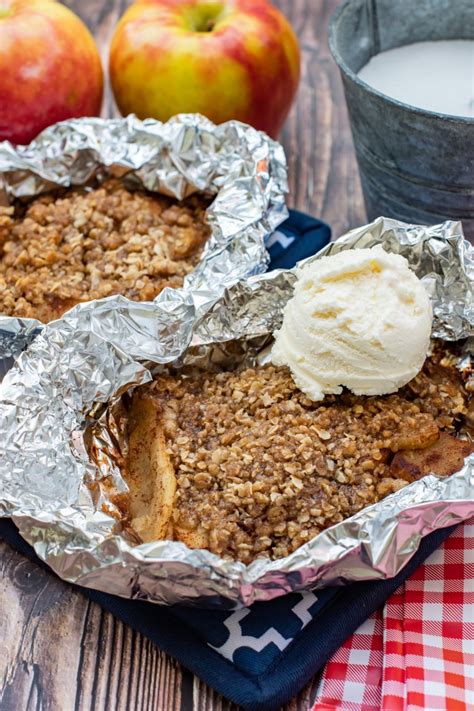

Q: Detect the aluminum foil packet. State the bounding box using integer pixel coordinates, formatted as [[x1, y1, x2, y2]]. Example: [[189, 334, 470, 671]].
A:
[[0, 113, 289, 354], [0, 217, 473, 608]]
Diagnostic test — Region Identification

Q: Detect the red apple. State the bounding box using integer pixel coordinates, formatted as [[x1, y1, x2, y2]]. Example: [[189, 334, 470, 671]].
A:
[[0, 0, 103, 145], [109, 0, 300, 138]]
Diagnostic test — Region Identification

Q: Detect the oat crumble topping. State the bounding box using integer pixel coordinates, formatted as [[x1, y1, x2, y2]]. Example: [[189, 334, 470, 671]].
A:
[[0, 179, 210, 322], [125, 345, 472, 563]]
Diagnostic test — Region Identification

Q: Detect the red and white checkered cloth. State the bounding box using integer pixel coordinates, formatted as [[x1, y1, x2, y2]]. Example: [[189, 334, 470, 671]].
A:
[[312, 516, 474, 710]]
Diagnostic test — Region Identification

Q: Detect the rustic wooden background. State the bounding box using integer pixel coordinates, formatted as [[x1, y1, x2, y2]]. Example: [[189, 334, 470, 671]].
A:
[[0, 1, 365, 709]]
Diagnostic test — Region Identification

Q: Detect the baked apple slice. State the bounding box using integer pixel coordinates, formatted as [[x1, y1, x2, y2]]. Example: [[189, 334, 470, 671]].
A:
[[390, 432, 473, 479], [127, 395, 176, 541]]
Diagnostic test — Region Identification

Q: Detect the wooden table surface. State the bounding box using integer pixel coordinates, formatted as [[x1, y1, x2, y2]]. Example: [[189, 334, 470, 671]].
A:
[[0, 1, 365, 709]]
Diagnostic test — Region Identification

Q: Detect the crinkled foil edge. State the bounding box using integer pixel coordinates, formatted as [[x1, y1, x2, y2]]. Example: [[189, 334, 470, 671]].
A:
[[0, 217, 473, 608]]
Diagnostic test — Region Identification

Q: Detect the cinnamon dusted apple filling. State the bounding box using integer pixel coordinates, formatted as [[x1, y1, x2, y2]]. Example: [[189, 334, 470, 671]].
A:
[[0, 179, 211, 322], [123, 344, 473, 563]]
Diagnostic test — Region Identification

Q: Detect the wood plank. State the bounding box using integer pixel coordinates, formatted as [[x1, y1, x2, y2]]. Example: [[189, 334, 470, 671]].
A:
[[277, 0, 366, 237], [0, 541, 185, 711], [0, 1, 363, 709]]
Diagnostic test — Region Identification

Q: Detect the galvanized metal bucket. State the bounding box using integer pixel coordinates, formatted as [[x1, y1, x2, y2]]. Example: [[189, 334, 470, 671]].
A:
[[329, 0, 474, 238]]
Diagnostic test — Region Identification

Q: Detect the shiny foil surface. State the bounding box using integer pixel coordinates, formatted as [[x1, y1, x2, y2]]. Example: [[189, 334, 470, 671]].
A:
[[0, 217, 473, 608]]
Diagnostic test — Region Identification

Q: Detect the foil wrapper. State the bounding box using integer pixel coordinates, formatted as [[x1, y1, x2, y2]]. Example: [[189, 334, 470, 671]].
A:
[[0, 217, 473, 608], [0, 113, 289, 360]]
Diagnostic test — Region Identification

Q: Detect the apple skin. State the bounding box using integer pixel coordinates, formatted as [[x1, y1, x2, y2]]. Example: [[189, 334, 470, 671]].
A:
[[0, 0, 103, 145], [109, 0, 300, 138]]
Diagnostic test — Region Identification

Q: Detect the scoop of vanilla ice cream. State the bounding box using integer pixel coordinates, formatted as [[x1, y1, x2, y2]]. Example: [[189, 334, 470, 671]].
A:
[[271, 246, 432, 401]]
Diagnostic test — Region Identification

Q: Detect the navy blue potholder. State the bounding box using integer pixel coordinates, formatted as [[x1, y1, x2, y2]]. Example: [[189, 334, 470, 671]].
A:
[[0, 210, 456, 711]]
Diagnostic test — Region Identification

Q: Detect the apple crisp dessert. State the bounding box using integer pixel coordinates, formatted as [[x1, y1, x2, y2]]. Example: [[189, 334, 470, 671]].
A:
[[123, 343, 473, 563], [0, 179, 211, 322]]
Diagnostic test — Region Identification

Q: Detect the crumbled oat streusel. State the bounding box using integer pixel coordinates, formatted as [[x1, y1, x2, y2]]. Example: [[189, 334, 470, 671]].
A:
[[126, 346, 471, 563], [0, 179, 210, 322]]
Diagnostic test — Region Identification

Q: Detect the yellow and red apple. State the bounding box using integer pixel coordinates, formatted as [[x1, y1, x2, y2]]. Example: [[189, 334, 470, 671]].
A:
[[0, 0, 103, 145], [109, 0, 300, 138]]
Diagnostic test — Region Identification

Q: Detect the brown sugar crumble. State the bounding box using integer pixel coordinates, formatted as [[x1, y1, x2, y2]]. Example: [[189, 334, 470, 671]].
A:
[[125, 344, 472, 563], [0, 179, 211, 322]]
